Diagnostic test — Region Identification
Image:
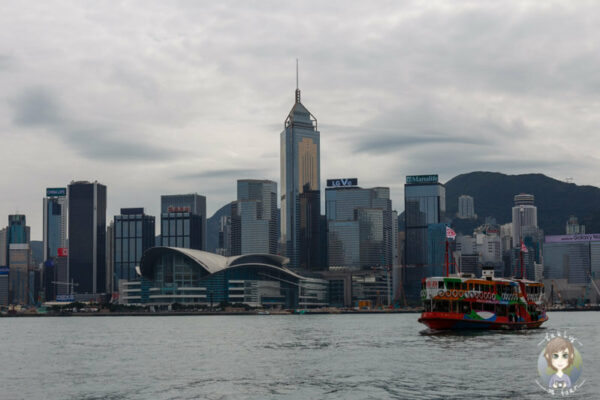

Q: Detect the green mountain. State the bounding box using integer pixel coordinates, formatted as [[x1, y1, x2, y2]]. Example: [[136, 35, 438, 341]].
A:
[[445, 172, 600, 235]]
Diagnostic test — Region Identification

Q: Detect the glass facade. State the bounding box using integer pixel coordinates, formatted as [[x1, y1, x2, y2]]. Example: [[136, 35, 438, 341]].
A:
[[232, 180, 278, 255], [43, 192, 67, 261], [114, 208, 155, 290], [325, 186, 394, 270], [160, 212, 202, 250], [280, 88, 320, 269], [127, 248, 328, 308], [544, 242, 591, 284], [68, 181, 107, 294], [160, 194, 206, 250]]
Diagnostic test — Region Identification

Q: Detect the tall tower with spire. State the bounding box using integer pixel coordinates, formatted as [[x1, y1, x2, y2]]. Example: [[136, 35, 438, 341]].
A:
[[280, 63, 321, 270]]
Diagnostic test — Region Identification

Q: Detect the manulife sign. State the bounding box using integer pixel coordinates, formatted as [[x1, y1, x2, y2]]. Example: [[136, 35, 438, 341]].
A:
[[406, 175, 438, 184]]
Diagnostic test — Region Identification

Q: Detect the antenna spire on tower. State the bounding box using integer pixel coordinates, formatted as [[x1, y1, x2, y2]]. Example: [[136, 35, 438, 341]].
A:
[[295, 58, 301, 104]]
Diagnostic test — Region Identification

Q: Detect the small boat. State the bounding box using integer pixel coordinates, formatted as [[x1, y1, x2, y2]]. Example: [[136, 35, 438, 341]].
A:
[[257, 310, 270, 315], [418, 266, 548, 330]]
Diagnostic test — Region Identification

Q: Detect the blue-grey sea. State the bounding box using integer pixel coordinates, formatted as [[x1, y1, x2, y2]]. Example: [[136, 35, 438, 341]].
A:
[[0, 312, 598, 399]]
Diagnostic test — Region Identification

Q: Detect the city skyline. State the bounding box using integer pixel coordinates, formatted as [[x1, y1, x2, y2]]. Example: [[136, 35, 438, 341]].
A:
[[2, 2, 600, 239]]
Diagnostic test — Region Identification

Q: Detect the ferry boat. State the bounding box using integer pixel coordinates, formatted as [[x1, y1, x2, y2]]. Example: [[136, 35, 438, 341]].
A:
[[418, 266, 548, 330]]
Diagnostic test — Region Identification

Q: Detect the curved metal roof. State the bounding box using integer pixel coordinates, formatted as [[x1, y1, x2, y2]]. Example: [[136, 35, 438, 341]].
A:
[[139, 247, 292, 279]]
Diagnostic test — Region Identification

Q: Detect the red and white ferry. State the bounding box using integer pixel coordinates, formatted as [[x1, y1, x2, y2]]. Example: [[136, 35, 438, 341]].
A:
[[418, 266, 548, 330]]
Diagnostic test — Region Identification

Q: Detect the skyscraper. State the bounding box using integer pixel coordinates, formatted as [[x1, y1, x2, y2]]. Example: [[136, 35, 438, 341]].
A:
[[325, 182, 395, 270], [403, 174, 446, 303], [113, 208, 155, 291], [68, 181, 107, 294], [43, 188, 68, 261], [232, 179, 278, 255], [511, 193, 537, 244], [160, 194, 206, 250], [457, 195, 475, 219], [280, 77, 321, 269]]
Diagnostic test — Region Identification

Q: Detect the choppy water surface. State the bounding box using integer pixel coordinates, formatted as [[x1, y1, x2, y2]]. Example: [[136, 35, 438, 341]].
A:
[[0, 312, 598, 399]]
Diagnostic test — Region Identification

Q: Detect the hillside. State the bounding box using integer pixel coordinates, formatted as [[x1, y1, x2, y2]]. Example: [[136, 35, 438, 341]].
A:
[[445, 172, 600, 235]]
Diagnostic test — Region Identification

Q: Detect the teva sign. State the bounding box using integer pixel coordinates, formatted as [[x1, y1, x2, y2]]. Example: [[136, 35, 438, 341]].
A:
[[327, 178, 358, 187], [406, 175, 438, 184]]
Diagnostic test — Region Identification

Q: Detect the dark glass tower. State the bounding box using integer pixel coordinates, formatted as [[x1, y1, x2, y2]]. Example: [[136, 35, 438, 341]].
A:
[[113, 208, 155, 289], [160, 194, 206, 250], [280, 77, 321, 269], [68, 181, 107, 294]]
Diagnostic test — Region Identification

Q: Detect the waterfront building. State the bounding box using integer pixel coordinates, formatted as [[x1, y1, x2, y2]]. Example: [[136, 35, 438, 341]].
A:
[[0, 266, 8, 305], [544, 234, 600, 284], [160, 194, 206, 250], [8, 243, 30, 304], [325, 183, 395, 270], [43, 188, 67, 261], [427, 223, 454, 277], [511, 194, 537, 245], [280, 80, 321, 269], [403, 174, 445, 303], [119, 247, 328, 309], [106, 221, 114, 295], [457, 195, 476, 219], [113, 208, 155, 292], [566, 216, 585, 235], [231, 180, 278, 255], [68, 181, 107, 295], [0, 227, 6, 268]]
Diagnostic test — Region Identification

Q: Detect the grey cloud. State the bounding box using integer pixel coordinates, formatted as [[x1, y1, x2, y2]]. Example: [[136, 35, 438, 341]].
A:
[[176, 168, 270, 180], [10, 87, 182, 162], [12, 87, 63, 126]]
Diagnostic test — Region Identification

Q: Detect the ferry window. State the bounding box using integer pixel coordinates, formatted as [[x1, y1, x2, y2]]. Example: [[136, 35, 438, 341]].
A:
[[497, 304, 507, 316], [438, 281, 444, 289], [461, 302, 470, 313], [509, 305, 516, 314], [484, 303, 494, 312], [461, 283, 467, 291], [472, 302, 481, 311]]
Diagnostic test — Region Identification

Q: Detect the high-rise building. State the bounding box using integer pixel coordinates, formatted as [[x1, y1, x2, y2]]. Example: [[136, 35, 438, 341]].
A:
[[511, 194, 537, 245], [9, 243, 30, 304], [566, 216, 585, 235], [68, 181, 107, 295], [113, 208, 155, 290], [231, 180, 278, 255], [216, 215, 232, 256], [43, 188, 68, 261], [280, 80, 320, 269], [403, 174, 445, 303], [0, 227, 7, 267], [160, 194, 206, 250], [457, 195, 476, 219], [325, 182, 395, 271]]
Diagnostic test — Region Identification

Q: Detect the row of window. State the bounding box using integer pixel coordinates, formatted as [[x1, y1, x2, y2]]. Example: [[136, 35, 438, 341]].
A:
[[426, 280, 520, 294], [425, 300, 521, 316]]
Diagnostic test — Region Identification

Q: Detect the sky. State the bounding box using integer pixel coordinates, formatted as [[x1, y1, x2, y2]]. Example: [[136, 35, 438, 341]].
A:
[[1, 1, 600, 240]]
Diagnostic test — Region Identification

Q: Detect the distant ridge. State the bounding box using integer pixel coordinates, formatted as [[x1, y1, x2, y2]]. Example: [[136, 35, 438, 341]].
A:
[[445, 171, 600, 235]]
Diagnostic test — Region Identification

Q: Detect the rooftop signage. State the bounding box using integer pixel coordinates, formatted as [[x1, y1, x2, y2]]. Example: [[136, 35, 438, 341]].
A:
[[546, 234, 600, 244], [46, 188, 67, 197], [406, 175, 439, 185], [167, 206, 191, 213], [327, 178, 358, 188]]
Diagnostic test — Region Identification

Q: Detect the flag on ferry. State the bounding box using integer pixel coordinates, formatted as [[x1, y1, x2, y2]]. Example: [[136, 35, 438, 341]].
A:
[[521, 241, 528, 253], [446, 226, 456, 239]]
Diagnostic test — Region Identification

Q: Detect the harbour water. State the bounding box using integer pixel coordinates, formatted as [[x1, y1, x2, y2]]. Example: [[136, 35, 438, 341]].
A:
[[0, 312, 598, 399]]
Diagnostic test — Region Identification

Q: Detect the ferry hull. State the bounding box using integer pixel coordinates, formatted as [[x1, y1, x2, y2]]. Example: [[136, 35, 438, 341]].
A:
[[419, 312, 548, 331]]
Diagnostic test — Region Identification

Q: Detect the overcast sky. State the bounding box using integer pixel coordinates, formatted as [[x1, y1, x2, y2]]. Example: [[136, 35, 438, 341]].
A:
[[2, 1, 600, 240]]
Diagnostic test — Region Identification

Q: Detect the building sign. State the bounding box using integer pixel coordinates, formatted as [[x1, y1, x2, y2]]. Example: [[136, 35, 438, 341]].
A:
[[0, 268, 8, 275], [326, 178, 358, 187], [167, 206, 191, 213], [546, 234, 600, 244], [406, 175, 439, 184], [57, 248, 68, 257], [46, 188, 67, 197]]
